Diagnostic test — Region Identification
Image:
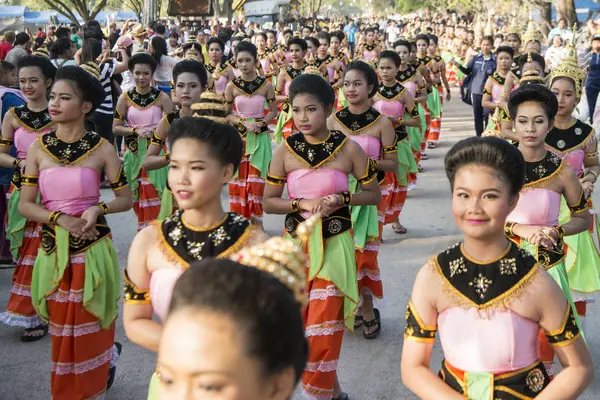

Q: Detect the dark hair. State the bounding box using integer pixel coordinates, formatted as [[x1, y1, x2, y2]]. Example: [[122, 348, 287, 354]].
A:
[[50, 38, 72, 59], [81, 38, 101, 63], [17, 55, 57, 81], [150, 36, 168, 65], [288, 37, 307, 52], [427, 34, 439, 45], [518, 52, 545, 73], [494, 33, 504, 40], [331, 30, 345, 42], [316, 31, 331, 44], [495, 45, 514, 58], [53, 66, 105, 113], [154, 24, 166, 35], [128, 53, 158, 73], [235, 41, 257, 59], [4, 31, 15, 43], [254, 31, 267, 41], [55, 27, 71, 40], [393, 39, 411, 52], [173, 59, 208, 88], [168, 117, 243, 171], [305, 36, 319, 49], [283, 29, 293, 37], [379, 50, 401, 67], [170, 31, 179, 40], [14, 32, 30, 46], [1, 61, 16, 72], [207, 37, 225, 52], [507, 33, 521, 42], [445, 136, 525, 197], [302, 25, 313, 33], [345, 61, 379, 97], [266, 30, 276, 38], [415, 34, 430, 45], [481, 35, 494, 44], [507, 84, 558, 122], [365, 27, 375, 34], [83, 26, 103, 41], [169, 258, 307, 382], [183, 42, 203, 55], [289, 73, 335, 108]]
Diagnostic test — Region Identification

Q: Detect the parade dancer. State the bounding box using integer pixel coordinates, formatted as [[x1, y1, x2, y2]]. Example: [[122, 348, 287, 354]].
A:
[[415, 35, 441, 150], [264, 73, 380, 400], [373, 51, 420, 234], [401, 136, 593, 398], [113, 53, 174, 231], [143, 59, 207, 220], [481, 46, 514, 131], [225, 41, 278, 227], [328, 61, 397, 339], [428, 35, 451, 147], [21, 66, 132, 400], [205, 37, 235, 93], [125, 117, 261, 399], [355, 27, 380, 63], [0, 56, 55, 340]]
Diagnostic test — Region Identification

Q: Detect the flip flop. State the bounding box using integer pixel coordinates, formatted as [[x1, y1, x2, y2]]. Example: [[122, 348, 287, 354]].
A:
[[392, 223, 407, 234], [21, 324, 48, 343], [354, 315, 363, 329], [333, 392, 349, 400], [363, 308, 381, 340], [107, 342, 123, 390]]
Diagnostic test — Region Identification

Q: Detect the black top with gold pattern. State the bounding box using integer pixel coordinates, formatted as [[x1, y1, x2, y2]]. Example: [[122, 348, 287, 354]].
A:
[[546, 119, 594, 155], [40, 131, 104, 165], [377, 82, 406, 100], [158, 211, 254, 266], [11, 104, 52, 132], [396, 65, 418, 84], [523, 151, 563, 187], [125, 87, 162, 109], [232, 76, 267, 96], [166, 110, 181, 127], [284, 65, 306, 81], [285, 130, 348, 169], [433, 242, 538, 309], [205, 62, 228, 75], [417, 56, 433, 67], [334, 107, 382, 135]]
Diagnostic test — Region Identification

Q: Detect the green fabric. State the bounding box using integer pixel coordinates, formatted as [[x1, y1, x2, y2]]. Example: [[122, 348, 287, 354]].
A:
[[31, 229, 120, 329], [465, 371, 493, 400], [287, 225, 359, 330], [426, 88, 441, 118], [485, 117, 496, 132], [245, 128, 272, 178], [147, 372, 158, 400], [349, 174, 379, 249], [338, 87, 348, 108], [157, 188, 174, 221], [123, 138, 168, 200], [558, 196, 600, 295], [406, 125, 422, 154], [418, 103, 427, 138], [7, 189, 25, 260], [147, 164, 168, 198], [274, 107, 291, 144], [521, 240, 585, 342], [396, 139, 412, 186]]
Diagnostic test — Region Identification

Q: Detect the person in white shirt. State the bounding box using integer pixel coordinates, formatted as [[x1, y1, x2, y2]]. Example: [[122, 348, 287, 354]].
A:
[[149, 36, 178, 94], [386, 20, 400, 48]]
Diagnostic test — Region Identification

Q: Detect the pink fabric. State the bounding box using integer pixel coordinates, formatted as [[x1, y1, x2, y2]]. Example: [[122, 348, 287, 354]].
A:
[[507, 189, 561, 226], [438, 308, 540, 373], [403, 81, 417, 98], [150, 268, 184, 322], [234, 94, 266, 118], [284, 80, 292, 96], [233, 68, 242, 78], [491, 84, 503, 105], [373, 99, 404, 119], [214, 76, 229, 94], [127, 105, 163, 129], [39, 167, 100, 214], [348, 135, 381, 160], [285, 52, 292, 63], [259, 59, 270, 74], [14, 127, 51, 159], [287, 168, 349, 219], [559, 149, 585, 176], [363, 50, 377, 61], [327, 66, 335, 83]]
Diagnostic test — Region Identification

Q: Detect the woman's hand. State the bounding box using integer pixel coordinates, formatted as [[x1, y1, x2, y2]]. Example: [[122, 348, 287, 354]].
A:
[[320, 194, 341, 216], [57, 213, 99, 241], [298, 198, 323, 214], [581, 180, 594, 199], [138, 127, 154, 138], [514, 224, 558, 248]]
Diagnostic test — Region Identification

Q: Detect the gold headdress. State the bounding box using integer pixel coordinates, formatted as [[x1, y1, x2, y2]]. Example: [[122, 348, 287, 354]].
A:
[[405, 31, 415, 43], [522, 13, 544, 45], [81, 54, 103, 80], [507, 17, 521, 37], [520, 68, 545, 85], [190, 92, 230, 124], [547, 24, 586, 97], [32, 38, 51, 59]]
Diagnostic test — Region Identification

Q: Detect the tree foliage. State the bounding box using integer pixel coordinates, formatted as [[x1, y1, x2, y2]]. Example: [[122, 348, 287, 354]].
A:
[[39, 0, 108, 26], [126, 0, 143, 21]]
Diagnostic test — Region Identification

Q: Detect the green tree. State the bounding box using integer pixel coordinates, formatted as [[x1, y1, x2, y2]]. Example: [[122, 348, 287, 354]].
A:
[[39, 0, 108, 26]]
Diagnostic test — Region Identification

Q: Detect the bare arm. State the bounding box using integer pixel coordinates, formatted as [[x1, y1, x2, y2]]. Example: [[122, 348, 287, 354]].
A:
[[275, 70, 287, 103], [0, 112, 20, 169], [142, 116, 169, 171], [481, 79, 496, 110], [263, 144, 292, 215], [349, 141, 382, 206], [263, 83, 278, 124], [561, 165, 591, 236], [401, 91, 420, 128], [113, 95, 135, 137], [377, 118, 398, 173], [113, 49, 130, 74]]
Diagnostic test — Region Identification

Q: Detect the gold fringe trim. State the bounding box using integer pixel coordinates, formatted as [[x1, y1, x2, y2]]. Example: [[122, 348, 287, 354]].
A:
[[125, 91, 162, 110], [11, 108, 53, 133], [284, 136, 348, 169], [377, 86, 406, 102], [546, 129, 595, 156], [334, 112, 383, 135], [521, 160, 566, 191], [39, 134, 107, 166]]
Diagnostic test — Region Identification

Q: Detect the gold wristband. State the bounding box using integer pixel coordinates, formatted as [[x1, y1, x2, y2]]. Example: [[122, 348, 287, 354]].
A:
[[291, 198, 302, 212], [97, 201, 109, 215], [164, 152, 170, 164], [504, 221, 517, 237], [12, 158, 22, 168], [48, 211, 63, 225]]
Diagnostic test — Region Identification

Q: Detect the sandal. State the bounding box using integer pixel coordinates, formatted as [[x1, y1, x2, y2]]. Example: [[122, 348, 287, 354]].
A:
[[417, 164, 424, 173], [107, 342, 123, 390], [421, 153, 428, 160], [354, 315, 363, 329], [333, 393, 349, 400], [21, 323, 48, 343], [427, 141, 436, 149], [392, 222, 408, 234], [363, 308, 381, 339]]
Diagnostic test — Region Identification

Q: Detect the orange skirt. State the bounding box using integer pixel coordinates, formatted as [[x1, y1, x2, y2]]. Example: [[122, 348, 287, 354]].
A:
[[302, 277, 345, 400], [228, 153, 265, 221], [132, 169, 162, 231], [378, 171, 405, 225], [46, 253, 116, 400], [0, 220, 42, 328], [356, 243, 383, 298], [427, 86, 443, 143]]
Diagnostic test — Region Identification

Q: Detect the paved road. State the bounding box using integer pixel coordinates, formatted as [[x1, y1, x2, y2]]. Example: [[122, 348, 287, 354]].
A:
[[1, 90, 599, 399]]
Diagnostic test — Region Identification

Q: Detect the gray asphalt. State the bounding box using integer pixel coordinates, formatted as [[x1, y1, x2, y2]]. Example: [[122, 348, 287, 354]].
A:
[[1, 90, 599, 399]]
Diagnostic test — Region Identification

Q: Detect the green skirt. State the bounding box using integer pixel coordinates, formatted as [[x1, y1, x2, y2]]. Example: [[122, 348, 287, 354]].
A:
[[397, 138, 414, 186], [426, 88, 441, 119], [6, 188, 26, 260], [349, 175, 379, 249], [123, 138, 168, 200], [157, 188, 175, 221]]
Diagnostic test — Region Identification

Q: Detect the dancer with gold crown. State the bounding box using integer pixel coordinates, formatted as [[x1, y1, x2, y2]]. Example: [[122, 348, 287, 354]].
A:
[[125, 114, 262, 400], [546, 27, 600, 331], [265, 73, 381, 400]]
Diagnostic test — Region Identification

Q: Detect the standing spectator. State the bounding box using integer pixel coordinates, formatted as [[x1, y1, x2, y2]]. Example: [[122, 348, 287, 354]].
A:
[[586, 34, 600, 123], [195, 29, 210, 63], [70, 25, 83, 49], [49, 38, 77, 68], [130, 23, 149, 53], [386, 20, 400, 48], [5, 33, 30, 67], [549, 18, 568, 42], [454, 35, 496, 136], [344, 19, 358, 56], [0, 31, 15, 61], [545, 35, 568, 71], [108, 22, 120, 49], [148, 36, 178, 94], [35, 27, 46, 39]]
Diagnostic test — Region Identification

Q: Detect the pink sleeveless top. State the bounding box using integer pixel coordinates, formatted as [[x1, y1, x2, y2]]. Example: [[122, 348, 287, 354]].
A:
[[438, 308, 539, 373], [14, 127, 51, 159], [127, 105, 163, 130], [363, 49, 377, 61], [287, 168, 348, 218], [403, 81, 417, 98], [259, 58, 270, 74], [39, 167, 100, 214], [150, 268, 184, 322], [234, 95, 266, 119], [327, 66, 335, 83], [348, 135, 381, 160], [373, 99, 404, 119], [214, 76, 229, 94], [559, 149, 585, 176], [491, 84, 503, 105], [507, 189, 561, 227]]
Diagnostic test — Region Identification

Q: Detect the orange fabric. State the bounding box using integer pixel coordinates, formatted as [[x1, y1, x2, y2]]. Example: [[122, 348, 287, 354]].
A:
[[427, 86, 443, 143], [132, 169, 162, 231], [445, 361, 509, 380], [46, 254, 115, 400], [301, 277, 345, 400], [356, 246, 383, 298], [538, 329, 554, 365], [2, 221, 42, 327], [575, 301, 587, 317], [228, 144, 264, 221], [282, 118, 297, 141], [423, 102, 431, 144], [378, 171, 404, 225]]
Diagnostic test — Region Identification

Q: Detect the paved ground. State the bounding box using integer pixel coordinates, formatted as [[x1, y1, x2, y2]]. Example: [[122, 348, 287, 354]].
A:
[[1, 90, 599, 399]]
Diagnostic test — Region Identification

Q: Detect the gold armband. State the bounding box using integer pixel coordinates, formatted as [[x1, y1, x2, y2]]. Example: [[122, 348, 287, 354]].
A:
[[266, 172, 286, 186], [20, 175, 38, 187], [97, 201, 109, 215], [12, 158, 22, 168], [123, 269, 151, 304], [340, 191, 352, 206], [404, 301, 437, 343], [568, 190, 589, 214], [110, 164, 128, 191], [291, 198, 302, 212], [0, 137, 13, 147], [545, 304, 580, 347], [504, 221, 517, 238]]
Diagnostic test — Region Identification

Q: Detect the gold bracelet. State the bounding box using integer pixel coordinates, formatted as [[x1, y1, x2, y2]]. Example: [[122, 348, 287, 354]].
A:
[[164, 152, 170, 164], [555, 225, 566, 238], [291, 198, 302, 212], [504, 221, 517, 237], [237, 118, 246, 132], [48, 211, 63, 225], [12, 158, 22, 168], [340, 191, 352, 206], [97, 201, 109, 215]]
